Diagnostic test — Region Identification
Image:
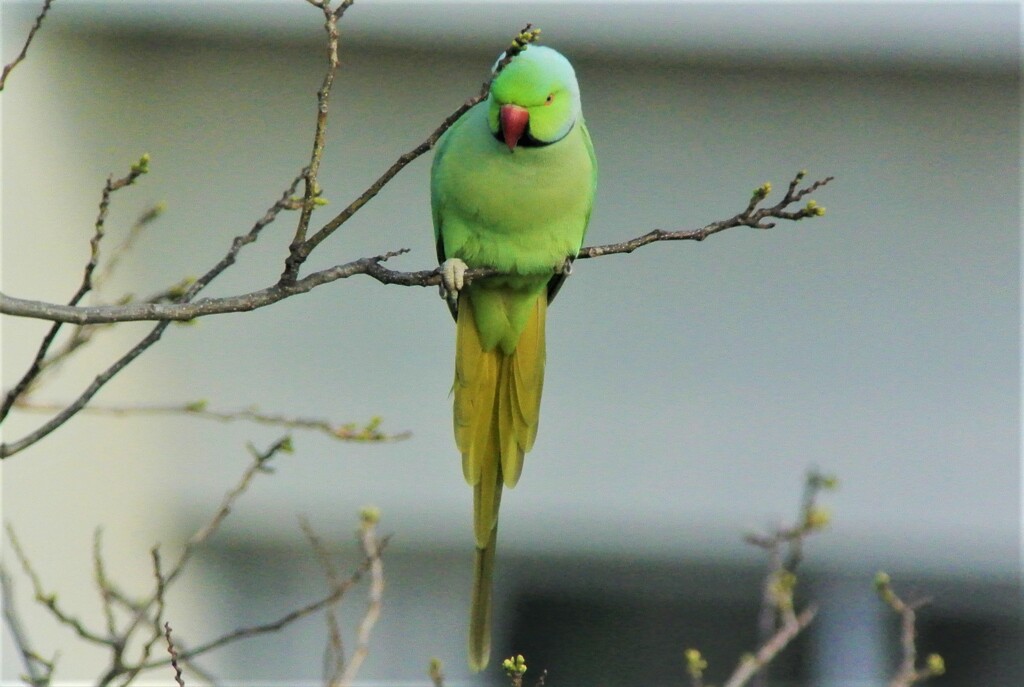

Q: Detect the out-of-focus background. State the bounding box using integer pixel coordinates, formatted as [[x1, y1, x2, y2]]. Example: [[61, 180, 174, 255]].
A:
[[2, 1, 1020, 685]]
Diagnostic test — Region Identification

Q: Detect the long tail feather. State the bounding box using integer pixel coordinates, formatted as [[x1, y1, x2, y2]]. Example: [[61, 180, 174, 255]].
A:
[[454, 291, 547, 671], [469, 517, 498, 672]]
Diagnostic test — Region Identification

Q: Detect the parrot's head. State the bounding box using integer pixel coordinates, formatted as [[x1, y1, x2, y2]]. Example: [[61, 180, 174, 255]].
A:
[[487, 45, 583, 153]]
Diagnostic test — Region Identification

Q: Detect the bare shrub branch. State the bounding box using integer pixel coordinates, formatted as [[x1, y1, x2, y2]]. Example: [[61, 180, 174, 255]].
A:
[[335, 508, 384, 687], [163, 622, 186, 687], [284, 0, 355, 278], [2, 436, 390, 685], [14, 400, 409, 443], [299, 517, 348, 685], [0, 172, 305, 459], [0, 157, 151, 423], [721, 605, 817, 687], [876, 573, 946, 686], [142, 535, 389, 670], [0, 0, 55, 91], [686, 470, 836, 687], [0, 563, 57, 686], [6, 524, 113, 647]]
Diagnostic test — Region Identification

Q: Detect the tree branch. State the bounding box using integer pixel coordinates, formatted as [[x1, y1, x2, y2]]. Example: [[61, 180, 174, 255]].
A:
[[299, 517, 348, 685], [14, 400, 410, 442], [876, 573, 946, 686], [336, 509, 384, 687], [0, 0, 55, 91], [0, 171, 305, 459], [283, 0, 355, 281], [5, 524, 114, 647], [141, 535, 389, 670], [0, 156, 150, 422], [2, 437, 299, 685], [721, 606, 818, 687], [746, 469, 835, 679], [163, 623, 186, 687], [0, 173, 832, 327], [685, 470, 835, 687], [15, 203, 167, 403], [0, 564, 56, 686]]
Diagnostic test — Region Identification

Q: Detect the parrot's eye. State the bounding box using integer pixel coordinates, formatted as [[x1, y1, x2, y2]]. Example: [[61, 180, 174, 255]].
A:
[[545, 93, 554, 105]]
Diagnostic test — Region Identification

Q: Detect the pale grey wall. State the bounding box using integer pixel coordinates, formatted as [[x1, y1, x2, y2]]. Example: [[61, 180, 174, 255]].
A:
[[2, 2, 1019, 684]]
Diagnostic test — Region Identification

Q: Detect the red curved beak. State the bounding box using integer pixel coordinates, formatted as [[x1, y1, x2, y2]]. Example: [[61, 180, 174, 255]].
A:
[[500, 104, 529, 152]]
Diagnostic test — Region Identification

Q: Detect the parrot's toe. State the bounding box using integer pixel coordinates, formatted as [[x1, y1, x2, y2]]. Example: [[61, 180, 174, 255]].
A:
[[440, 258, 469, 304]]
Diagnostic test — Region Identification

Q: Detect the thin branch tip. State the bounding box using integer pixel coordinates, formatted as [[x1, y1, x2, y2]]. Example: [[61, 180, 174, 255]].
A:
[[0, 0, 55, 91]]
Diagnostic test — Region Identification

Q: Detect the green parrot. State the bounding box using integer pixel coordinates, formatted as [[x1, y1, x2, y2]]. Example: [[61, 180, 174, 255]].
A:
[[430, 45, 597, 671]]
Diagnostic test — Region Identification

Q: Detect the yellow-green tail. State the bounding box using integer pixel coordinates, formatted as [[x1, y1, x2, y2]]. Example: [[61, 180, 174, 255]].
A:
[[469, 525, 498, 672], [454, 292, 546, 671]]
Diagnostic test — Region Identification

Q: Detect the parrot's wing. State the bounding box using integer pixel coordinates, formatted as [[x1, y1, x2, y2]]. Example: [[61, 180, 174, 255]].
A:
[[545, 120, 597, 304], [432, 112, 477, 321]]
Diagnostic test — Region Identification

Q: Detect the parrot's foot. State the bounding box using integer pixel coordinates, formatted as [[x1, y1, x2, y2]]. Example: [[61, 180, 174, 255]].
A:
[[557, 256, 574, 276], [439, 258, 469, 307]]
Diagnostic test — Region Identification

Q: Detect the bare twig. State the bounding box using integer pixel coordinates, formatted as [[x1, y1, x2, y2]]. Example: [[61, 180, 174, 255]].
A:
[[0, 0, 55, 91], [112, 435, 294, 677], [97, 548, 170, 687], [6, 524, 113, 646], [737, 469, 835, 687], [578, 173, 832, 259], [112, 549, 171, 687], [0, 171, 305, 459], [721, 605, 818, 687], [23, 201, 172, 392], [336, 509, 384, 687], [92, 529, 119, 638], [15, 400, 410, 443], [96, 202, 167, 288], [687, 471, 828, 687], [744, 469, 834, 687], [0, 156, 150, 423], [298, 517, 347, 685], [11, 201, 173, 403], [164, 622, 186, 687], [171, 436, 292, 587], [685, 582, 818, 687], [876, 573, 946, 686], [3, 436, 294, 686], [0, 564, 56, 686], [142, 535, 390, 669], [283, 0, 355, 281]]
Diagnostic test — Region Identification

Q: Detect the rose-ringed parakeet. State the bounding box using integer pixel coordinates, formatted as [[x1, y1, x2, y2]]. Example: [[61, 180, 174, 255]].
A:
[[430, 45, 597, 671]]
